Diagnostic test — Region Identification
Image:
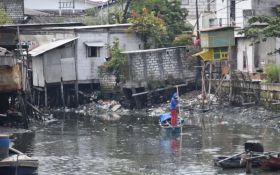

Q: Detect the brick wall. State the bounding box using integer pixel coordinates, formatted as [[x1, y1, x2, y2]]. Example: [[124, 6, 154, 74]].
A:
[[99, 72, 117, 93], [124, 47, 195, 87], [0, 0, 24, 23]]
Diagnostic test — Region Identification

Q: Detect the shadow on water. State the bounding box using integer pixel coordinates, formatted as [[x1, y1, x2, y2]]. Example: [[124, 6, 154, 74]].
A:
[[10, 107, 280, 175]]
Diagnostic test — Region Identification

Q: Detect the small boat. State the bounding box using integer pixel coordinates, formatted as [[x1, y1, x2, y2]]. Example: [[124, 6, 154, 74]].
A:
[[0, 147, 39, 175], [214, 155, 263, 169], [213, 142, 265, 169], [261, 154, 280, 171], [159, 113, 184, 133]]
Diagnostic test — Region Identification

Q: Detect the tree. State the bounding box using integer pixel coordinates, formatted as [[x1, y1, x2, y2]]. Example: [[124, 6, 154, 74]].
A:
[[129, 0, 189, 47], [0, 8, 9, 24], [243, 6, 280, 54], [128, 8, 167, 49]]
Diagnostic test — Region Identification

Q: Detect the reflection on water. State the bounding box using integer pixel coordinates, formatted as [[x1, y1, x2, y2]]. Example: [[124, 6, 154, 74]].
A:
[[11, 107, 280, 175]]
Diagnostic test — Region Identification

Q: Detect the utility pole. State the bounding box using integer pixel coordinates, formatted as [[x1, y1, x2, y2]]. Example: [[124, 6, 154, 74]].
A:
[[107, 0, 109, 24], [196, 0, 200, 40]]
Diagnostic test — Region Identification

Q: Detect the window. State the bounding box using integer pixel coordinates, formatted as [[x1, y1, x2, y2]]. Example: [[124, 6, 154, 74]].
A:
[[87, 47, 100, 57], [213, 47, 228, 60]]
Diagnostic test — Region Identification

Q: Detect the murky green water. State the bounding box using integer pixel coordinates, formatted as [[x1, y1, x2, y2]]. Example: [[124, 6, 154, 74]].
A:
[[11, 106, 280, 175]]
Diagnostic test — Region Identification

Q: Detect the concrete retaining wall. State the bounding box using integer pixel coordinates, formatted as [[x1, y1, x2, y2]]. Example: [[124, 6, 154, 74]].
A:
[[123, 46, 195, 88]]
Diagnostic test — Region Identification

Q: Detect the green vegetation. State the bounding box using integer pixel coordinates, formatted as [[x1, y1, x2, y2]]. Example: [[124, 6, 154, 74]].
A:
[[100, 38, 128, 83], [264, 64, 280, 83], [0, 8, 10, 24], [128, 8, 167, 49], [172, 34, 192, 46], [129, 0, 189, 48], [243, 6, 280, 55]]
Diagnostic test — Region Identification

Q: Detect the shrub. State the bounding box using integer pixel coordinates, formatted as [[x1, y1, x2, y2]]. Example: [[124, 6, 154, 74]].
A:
[[172, 34, 192, 46], [264, 64, 280, 83]]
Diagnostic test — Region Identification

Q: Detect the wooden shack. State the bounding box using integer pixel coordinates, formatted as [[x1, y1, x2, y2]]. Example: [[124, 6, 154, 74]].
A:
[[194, 26, 236, 61]]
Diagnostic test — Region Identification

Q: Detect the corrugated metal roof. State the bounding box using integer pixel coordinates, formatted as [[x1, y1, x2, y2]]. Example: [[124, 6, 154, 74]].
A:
[[29, 37, 78, 57], [44, 23, 132, 30]]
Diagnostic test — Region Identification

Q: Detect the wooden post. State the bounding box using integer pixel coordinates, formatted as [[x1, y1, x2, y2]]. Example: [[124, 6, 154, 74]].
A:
[[245, 152, 252, 174], [44, 82, 48, 107], [246, 159, 252, 174], [132, 88, 140, 109], [208, 61, 212, 94], [201, 62, 206, 110], [60, 78, 65, 108], [37, 90, 40, 107], [74, 38, 79, 106]]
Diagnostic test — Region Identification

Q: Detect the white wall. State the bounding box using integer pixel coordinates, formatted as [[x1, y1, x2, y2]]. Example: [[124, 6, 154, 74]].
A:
[[237, 38, 254, 72], [215, 0, 229, 26]]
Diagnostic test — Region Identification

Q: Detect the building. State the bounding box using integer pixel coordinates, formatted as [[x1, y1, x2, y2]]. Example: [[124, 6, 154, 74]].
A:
[[181, 0, 215, 20], [24, 0, 100, 11], [204, 0, 280, 74], [18, 23, 143, 106]]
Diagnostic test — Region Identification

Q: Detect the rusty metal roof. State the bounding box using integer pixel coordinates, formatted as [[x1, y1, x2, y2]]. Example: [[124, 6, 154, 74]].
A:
[[29, 37, 78, 57]]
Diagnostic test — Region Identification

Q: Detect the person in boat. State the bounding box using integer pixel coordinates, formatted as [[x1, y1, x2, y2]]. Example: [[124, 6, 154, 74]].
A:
[[170, 93, 178, 126]]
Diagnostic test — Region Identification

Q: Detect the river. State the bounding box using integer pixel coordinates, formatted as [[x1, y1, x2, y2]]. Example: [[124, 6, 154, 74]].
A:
[[11, 106, 280, 175]]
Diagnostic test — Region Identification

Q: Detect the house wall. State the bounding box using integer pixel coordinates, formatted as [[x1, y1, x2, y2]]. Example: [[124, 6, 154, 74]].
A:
[[214, 0, 252, 29], [76, 29, 143, 82], [181, 0, 215, 19], [0, 0, 24, 24], [26, 25, 143, 85]]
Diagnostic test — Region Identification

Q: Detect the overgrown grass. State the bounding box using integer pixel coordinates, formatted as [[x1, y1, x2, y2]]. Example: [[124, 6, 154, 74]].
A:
[[264, 64, 280, 83]]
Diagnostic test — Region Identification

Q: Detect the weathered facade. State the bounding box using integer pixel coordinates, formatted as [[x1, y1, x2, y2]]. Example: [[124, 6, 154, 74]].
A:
[[25, 24, 143, 86], [0, 0, 24, 23], [22, 24, 143, 106], [30, 38, 77, 87]]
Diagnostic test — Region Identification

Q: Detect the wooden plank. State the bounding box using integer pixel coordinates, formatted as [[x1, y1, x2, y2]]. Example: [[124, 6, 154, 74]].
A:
[[131, 84, 188, 97]]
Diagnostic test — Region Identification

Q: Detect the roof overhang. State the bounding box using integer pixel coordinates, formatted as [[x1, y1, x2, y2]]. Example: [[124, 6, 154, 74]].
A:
[[84, 41, 105, 47], [192, 49, 212, 60], [30, 37, 78, 57]]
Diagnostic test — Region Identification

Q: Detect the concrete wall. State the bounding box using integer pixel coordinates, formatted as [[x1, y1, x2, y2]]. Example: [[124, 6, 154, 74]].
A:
[[237, 37, 280, 73], [123, 47, 195, 88], [0, 0, 24, 23], [237, 38, 254, 72], [253, 0, 280, 16]]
